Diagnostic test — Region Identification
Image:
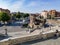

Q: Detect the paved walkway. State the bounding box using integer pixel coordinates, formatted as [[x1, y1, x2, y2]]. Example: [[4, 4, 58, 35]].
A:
[[0, 25, 60, 44], [0, 29, 41, 42]]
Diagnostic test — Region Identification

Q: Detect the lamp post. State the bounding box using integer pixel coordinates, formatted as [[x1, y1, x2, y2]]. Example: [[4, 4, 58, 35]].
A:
[[50, 25, 51, 30], [49, 21, 52, 30], [27, 26, 30, 33], [3, 25, 8, 36]]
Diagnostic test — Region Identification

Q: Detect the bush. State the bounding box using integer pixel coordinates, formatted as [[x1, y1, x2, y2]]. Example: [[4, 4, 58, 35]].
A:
[[22, 24, 28, 27]]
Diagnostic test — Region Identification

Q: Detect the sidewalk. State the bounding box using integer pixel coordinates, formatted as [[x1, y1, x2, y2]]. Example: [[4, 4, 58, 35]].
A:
[[0, 30, 41, 42]]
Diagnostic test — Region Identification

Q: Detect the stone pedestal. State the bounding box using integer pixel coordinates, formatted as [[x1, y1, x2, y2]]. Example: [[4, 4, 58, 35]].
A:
[[56, 33, 59, 37], [42, 34, 47, 39]]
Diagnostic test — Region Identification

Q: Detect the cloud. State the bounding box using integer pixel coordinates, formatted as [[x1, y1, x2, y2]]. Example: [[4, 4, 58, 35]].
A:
[[0, 0, 9, 9], [27, 1, 37, 7], [0, 0, 40, 13], [0, 0, 59, 13], [8, 0, 25, 12], [0, 0, 25, 12]]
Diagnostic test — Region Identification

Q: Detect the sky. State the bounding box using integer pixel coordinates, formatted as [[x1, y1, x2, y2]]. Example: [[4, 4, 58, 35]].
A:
[[0, 0, 60, 13]]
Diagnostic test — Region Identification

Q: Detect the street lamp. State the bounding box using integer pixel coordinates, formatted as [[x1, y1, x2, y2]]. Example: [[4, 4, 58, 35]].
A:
[[3, 25, 8, 36], [49, 22, 52, 30]]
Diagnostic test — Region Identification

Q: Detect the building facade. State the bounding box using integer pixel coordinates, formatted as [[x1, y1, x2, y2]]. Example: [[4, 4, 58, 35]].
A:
[[49, 10, 57, 15], [48, 10, 57, 18], [48, 10, 60, 18], [0, 8, 10, 15], [40, 10, 48, 19], [56, 12, 60, 17]]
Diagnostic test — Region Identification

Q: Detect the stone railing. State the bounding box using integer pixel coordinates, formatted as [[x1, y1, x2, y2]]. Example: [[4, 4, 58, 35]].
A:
[[0, 34, 42, 45], [0, 30, 60, 45]]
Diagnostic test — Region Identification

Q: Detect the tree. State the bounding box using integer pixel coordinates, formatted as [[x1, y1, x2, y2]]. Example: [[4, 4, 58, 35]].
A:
[[16, 12, 21, 19], [51, 15, 55, 19], [47, 15, 55, 19], [22, 13, 29, 18], [0, 12, 10, 24], [47, 15, 51, 19]]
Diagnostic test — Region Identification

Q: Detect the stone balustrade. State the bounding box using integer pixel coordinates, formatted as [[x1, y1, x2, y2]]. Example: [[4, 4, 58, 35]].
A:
[[0, 30, 60, 45]]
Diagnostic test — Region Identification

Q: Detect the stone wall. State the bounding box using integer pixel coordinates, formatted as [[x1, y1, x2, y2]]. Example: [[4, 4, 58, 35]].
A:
[[0, 31, 60, 45], [0, 34, 42, 45]]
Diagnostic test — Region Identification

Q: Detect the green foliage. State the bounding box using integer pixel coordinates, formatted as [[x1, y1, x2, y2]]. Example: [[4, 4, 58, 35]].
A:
[[22, 13, 29, 18], [51, 15, 55, 19], [47, 15, 51, 19], [47, 15, 55, 19], [0, 12, 10, 22], [23, 24, 28, 27], [16, 12, 21, 19], [12, 12, 29, 20]]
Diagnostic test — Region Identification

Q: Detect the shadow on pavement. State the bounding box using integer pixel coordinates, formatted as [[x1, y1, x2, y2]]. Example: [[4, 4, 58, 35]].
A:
[[0, 35, 12, 40], [20, 36, 60, 45]]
